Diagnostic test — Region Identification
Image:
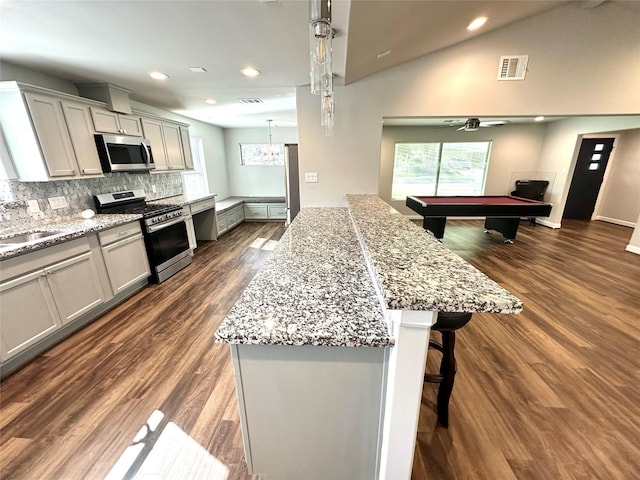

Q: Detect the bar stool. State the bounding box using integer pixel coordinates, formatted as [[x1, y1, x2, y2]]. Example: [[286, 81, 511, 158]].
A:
[[424, 311, 473, 427]]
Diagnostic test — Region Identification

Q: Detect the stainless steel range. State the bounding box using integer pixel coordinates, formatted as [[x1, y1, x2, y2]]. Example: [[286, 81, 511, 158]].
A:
[[95, 189, 192, 283]]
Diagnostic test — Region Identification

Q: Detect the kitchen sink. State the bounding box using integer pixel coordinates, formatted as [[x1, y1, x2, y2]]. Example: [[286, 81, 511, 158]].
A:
[[0, 231, 60, 246]]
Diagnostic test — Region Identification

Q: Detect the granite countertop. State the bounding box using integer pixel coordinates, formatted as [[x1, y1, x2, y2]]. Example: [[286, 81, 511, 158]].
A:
[[0, 214, 142, 260], [346, 194, 523, 314], [214, 208, 392, 348], [151, 192, 217, 206]]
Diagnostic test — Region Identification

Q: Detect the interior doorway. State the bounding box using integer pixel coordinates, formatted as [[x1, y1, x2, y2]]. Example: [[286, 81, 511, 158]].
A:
[[563, 137, 615, 220]]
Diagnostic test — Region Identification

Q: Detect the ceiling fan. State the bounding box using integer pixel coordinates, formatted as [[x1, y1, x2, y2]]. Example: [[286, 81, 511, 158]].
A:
[[448, 117, 509, 131]]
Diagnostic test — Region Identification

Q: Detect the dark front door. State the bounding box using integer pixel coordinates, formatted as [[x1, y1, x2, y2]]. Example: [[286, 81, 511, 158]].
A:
[[563, 137, 615, 219]]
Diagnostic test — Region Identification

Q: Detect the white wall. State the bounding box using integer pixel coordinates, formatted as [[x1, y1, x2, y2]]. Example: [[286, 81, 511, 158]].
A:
[[296, 2, 640, 207], [224, 127, 297, 198], [0, 61, 79, 95], [379, 124, 548, 215], [596, 129, 640, 227], [536, 117, 640, 227]]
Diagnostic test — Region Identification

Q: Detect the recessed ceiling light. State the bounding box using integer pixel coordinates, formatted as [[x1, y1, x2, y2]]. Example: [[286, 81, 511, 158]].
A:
[[148, 71, 169, 80], [189, 67, 207, 73], [240, 66, 261, 78], [205, 98, 217, 104], [467, 16, 488, 31], [535, 116, 545, 122]]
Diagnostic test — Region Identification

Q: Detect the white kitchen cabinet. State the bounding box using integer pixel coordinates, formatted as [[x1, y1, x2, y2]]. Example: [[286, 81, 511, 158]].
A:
[[244, 203, 286, 221], [216, 205, 245, 237], [45, 251, 105, 325], [244, 204, 269, 220], [141, 118, 169, 171], [23, 92, 78, 177], [99, 222, 150, 295], [0, 242, 106, 361], [0, 269, 62, 362], [60, 101, 103, 176], [180, 126, 194, 169], [163, 122, 185, 170], [90, 107, 142, 136], [268, 204, 287, 220]]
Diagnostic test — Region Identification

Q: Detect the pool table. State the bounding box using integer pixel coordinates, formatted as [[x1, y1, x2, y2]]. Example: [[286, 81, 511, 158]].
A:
[[406, 195, 553, 242]]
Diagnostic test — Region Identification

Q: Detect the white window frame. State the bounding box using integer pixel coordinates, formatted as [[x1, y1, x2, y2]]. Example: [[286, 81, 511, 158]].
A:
[[391, 141, 492, 200], [181, 137, 209, 195]]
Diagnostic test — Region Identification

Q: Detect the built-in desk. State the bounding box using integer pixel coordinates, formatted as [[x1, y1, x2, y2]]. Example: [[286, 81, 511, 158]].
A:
[[215, 195, 522, 479]]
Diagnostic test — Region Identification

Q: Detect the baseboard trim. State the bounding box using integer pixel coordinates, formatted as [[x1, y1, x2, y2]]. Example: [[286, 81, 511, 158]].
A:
[[593, 216, 636, 228], [536, 219, 561, 229], [625, 244, 640, 255]]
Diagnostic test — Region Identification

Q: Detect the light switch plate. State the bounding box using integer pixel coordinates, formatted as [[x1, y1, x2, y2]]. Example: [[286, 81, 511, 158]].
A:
[[305, 172, 318, 183], [48, 196, 68, 209], [27, 199, 40, 213]]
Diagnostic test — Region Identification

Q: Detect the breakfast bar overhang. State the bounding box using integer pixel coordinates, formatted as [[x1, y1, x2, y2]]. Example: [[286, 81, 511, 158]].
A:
[[215, 195, 522, 479]]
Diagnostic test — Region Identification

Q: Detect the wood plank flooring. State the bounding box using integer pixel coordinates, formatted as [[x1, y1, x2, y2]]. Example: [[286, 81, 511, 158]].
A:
[[1, 218, 639, 479]]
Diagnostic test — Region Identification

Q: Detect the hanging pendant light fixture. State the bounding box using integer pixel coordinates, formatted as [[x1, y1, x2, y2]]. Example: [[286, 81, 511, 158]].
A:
[[309, 0, 334, 136]]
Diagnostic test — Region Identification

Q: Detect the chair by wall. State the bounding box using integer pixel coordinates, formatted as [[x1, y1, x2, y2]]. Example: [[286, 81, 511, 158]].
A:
[[510, 180, 549, 225]]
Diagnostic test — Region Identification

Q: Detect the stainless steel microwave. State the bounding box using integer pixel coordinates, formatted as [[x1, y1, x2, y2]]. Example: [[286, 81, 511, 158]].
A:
[[94, 134, 155, 173]]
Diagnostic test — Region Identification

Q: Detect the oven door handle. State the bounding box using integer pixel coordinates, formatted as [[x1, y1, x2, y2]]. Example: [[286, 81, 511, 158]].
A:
[[147, 217, 185, 234]]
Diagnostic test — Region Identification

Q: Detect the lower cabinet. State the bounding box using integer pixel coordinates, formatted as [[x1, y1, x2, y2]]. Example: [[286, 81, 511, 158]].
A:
[[99, 222, 151, 295], [217, 205, 245, 236], [244, 203, 286, 220], [0, 243, 105, 361]]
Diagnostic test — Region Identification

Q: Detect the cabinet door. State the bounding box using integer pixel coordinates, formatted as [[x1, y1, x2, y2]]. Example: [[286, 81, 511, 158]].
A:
[[90, 108, 121, 134], [163, 122, 185, 170], [61, 101, 103, 176], [217, 213, 228, 234], [244, 204, 268, 219], [101, 234, 151, 294], [46, 251, 105, 325], [268, 205, 287, 220], [141, 118, 169, 170], [0, 270, 62, 361], [180, 126, 194, 169], [118, 115, 143, 136], [24, 93, 77, 177]]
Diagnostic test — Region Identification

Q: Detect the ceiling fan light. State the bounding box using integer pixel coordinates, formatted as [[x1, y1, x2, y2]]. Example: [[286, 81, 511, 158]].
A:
[[465, 118, 481, 131]]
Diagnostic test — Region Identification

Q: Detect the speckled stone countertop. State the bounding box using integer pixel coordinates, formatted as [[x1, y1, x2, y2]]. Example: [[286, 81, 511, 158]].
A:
[[346, 194, 523, 314], [152, 192, 217, 206], [214, 208, 392, 348], [0, 214, 142, 260]]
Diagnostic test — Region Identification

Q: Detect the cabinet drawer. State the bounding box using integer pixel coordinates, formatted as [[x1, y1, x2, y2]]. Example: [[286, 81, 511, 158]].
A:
[[244, 204, 268, 219], [268, 205, 286, 219], [217, 213, 228, 234], [191, 198, 216, 215], [98, 222, 142, 246]]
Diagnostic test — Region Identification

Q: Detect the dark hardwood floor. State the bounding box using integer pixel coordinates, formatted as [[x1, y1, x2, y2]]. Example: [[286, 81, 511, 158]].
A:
[[1, 218, 639, 479]]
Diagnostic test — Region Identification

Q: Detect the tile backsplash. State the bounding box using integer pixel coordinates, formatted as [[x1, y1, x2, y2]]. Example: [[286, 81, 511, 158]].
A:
[[0, 172, 183, 229]]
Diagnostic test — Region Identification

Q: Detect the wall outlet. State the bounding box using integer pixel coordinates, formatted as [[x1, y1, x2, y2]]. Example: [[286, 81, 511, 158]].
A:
[[48, 196, 68, 209], [27, 199, 40, 213], [304, 172, 318, 183]]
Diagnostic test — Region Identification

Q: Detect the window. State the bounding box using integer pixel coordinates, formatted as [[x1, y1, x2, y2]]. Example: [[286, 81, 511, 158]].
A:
[[391, 142, 492, 200], [181, 137, 209, 195], [240, 144, 285, 166]]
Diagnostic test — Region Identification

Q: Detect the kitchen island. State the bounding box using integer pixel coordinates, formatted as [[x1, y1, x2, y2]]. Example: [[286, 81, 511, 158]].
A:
[[215, 195, 522, 479]]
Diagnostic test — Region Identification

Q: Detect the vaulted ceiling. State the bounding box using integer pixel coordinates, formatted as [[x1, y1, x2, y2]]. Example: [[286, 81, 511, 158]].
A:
[[3, 0, 620, 128]]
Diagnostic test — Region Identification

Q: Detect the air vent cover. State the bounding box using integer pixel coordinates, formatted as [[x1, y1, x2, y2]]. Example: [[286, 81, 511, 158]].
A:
[[238, 98, 263, 104], [497, 55, 529, 81]]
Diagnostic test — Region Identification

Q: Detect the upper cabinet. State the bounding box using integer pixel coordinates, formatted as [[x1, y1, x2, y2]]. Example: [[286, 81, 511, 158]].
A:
[[0, 81, 192, 180], [141, 117, 189, 172], [0, 83, 104, 181], [90, 107, 142, 136], [180, 126, 194, 170]]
